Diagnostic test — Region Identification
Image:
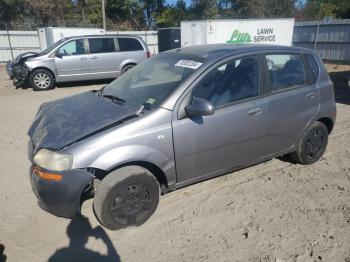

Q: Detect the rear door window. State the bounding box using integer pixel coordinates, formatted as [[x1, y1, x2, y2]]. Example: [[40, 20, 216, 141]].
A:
[[118, 38, 144, 51], [88, 38, 115, 53], [265, 54, 307, 92]]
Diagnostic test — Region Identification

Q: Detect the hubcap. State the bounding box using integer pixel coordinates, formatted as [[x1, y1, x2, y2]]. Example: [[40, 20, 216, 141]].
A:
[[110, 184, 153, 225], [33, 73, 50, 89], [305, 128, 325, 160]]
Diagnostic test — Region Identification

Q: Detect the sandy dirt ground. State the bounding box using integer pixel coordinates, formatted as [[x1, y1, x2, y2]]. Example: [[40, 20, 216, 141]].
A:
[[0, 64, 349, 262]]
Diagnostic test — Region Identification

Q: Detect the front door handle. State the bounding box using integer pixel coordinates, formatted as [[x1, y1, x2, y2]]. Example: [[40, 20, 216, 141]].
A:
[[305, 92, 316, 99], [249, 108, 263, 116], [80, 57, 87, 60], [90, 56, 98, 59]]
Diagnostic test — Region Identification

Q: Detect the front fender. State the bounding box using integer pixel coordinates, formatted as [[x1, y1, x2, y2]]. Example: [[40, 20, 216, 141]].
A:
[[90, 145, 176, 189], [26, 59, 57, 79]]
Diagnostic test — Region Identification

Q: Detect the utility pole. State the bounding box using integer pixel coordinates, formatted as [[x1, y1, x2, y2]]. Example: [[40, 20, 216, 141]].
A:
[[102, 0, 106, 30]]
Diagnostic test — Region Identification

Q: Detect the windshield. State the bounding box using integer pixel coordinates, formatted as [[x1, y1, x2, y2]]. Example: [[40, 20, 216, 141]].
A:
[[39, 38, 67, 56], [102, 53, 204, 109]]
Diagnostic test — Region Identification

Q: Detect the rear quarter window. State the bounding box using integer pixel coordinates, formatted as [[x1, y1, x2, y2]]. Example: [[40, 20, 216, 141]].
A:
[[305, 54, 320, 82], [118, 38, 144, 52]]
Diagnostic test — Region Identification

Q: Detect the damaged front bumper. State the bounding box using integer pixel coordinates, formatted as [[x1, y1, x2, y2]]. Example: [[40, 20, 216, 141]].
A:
[[5, 61, 14, 78], [29, 165, 94, 218], [11, 63, 30, 88]]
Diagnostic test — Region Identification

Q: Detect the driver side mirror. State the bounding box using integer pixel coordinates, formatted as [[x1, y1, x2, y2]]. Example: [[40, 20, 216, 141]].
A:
[[55, 50, 64, 58], [185, 97, 214, 117]]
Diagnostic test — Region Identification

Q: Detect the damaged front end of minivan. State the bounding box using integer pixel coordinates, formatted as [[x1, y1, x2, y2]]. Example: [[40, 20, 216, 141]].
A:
[[6, 52, 39, 88]]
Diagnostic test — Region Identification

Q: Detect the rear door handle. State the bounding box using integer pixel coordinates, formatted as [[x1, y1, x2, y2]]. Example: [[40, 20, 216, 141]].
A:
[[248, 108, 263, 116], [305, 92, 316, 99], [80, 57, 87, 60], [90, 56, 98, 59]]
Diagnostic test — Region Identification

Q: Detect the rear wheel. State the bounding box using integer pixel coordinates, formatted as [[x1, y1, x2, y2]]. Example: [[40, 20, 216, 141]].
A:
[[93, 166, 160, 230], [289, 121, 328, 165], [121, 64, 135, 74], [29, 69, 55, 91]]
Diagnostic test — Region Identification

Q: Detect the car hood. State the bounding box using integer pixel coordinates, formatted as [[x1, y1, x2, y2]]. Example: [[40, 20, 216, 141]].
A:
[[28, 91, 140, 152], [14, 51, 39, 64]]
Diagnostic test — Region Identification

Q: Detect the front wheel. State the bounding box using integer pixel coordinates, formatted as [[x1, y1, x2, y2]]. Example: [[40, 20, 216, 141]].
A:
[[289, 121, 329, 165], [29, 69, 55, 91], [93, 166, 160, 230]]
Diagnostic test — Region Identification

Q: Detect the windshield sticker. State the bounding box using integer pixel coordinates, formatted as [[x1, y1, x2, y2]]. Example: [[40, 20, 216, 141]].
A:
[[175, 60, 203, 70], [146, 98, 156, 104]]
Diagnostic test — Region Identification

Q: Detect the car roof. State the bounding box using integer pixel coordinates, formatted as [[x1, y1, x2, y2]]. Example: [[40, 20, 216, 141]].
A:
[[166, 44, 314, 61], [63, 34, 142, 40]]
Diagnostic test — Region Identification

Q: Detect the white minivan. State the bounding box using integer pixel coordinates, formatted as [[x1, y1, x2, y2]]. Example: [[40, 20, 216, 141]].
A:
[[7, 35, 150, 91]]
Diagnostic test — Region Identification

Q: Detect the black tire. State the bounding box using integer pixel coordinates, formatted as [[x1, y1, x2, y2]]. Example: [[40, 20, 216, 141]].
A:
[[121, 64, 135, 74], [93, 166, 160, 230], [29, 69, 55, 91], [289, 121, 328, 165]]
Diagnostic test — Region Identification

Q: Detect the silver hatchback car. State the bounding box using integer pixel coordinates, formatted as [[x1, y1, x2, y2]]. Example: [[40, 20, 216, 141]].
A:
[[28, 44, 336, 230], [7, 35, 149, 91]]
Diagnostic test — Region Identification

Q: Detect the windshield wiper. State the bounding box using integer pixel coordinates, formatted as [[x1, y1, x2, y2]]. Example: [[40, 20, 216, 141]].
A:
[[96, 86, 106, 96], [102, 94, 127, 104], [136, 105, 145, 115]]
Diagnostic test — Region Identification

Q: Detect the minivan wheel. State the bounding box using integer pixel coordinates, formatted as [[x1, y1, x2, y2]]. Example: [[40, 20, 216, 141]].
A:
[[290, 121, 328, 165], [93, 166, 160, 230], [29, 69, 55, 91], [121, 64, 135, 74]]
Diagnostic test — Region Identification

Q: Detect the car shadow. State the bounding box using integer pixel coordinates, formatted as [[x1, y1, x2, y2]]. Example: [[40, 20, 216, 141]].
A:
[[47, 215, 120, 262], [0, 244, 6, 262], [56, 79, 113, 89], [329, 71, 350, 105]]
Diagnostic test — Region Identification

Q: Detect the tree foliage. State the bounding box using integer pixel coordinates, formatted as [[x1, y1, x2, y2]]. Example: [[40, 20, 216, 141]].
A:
[[298, 0, 350, 21]]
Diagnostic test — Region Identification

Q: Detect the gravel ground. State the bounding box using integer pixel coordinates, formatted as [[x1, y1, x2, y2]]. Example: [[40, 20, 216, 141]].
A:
[[0, 65, 349, 262]]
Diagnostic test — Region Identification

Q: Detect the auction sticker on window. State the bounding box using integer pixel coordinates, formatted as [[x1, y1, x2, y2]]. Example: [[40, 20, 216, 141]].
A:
[[175, 60, 203, 70]]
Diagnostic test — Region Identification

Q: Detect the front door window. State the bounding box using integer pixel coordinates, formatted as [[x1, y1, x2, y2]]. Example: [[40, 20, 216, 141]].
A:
[[192, 56, 260, 107], [57, 39, 85, 56]]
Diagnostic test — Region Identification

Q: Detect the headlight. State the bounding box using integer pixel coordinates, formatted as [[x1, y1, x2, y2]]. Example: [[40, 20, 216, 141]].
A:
[[33, 149, 72, 171]]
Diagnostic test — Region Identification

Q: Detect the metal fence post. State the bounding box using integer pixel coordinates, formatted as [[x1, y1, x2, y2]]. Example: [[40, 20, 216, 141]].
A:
[[145, 30, 148, 45], [313, 21, 320, 51], [5, 23, 14, 60]]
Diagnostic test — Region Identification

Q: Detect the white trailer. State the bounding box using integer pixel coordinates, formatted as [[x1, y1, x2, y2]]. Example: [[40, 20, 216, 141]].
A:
[[181, 18, 295, 47], [38, 27, 105, 50]]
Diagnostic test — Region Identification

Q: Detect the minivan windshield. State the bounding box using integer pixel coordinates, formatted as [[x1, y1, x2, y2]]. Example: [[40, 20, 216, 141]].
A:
[[39, 38, 67, 56], [102, 53, 204, 109]]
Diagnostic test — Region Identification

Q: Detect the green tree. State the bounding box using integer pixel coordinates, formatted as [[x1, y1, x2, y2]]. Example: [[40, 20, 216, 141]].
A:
[[299, 0, 350, 20], [232, 0, 296, 18], [155, 0, 188, 27], [190, 0, 220, 20], [106, 0, 145, 29]]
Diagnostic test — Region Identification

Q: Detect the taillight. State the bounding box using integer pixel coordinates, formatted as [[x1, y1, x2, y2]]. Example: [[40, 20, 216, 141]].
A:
[[146, 51, 150, 58]]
